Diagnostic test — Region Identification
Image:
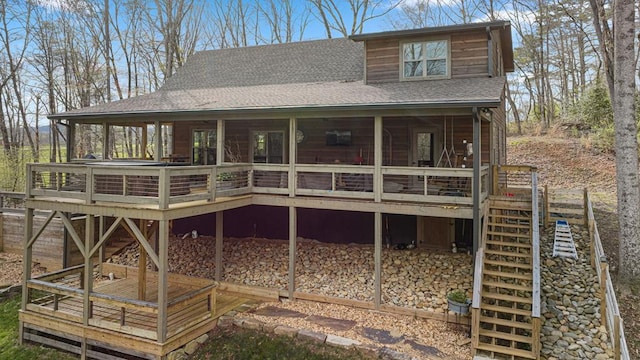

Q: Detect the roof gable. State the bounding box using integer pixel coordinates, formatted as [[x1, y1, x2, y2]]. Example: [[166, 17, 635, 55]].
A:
[[161, 38, 364, 91]]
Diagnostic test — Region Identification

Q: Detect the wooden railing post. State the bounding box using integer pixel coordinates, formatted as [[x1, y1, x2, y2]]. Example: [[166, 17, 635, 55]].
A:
[[159, 168, 169, 209], [600, 260, 608, 322], [471, 307, 480, 356], [492, 164, 499, 195], [583, 188, 589, 226], [209, 167, 217, 202], [85, 167, 94, 204], [544, 185, 550, 227], [532, 317, 541, 358]]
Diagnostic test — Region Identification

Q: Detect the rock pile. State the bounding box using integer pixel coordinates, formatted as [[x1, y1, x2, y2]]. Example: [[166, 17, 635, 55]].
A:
[[540, 224, 614, 360], [111, 236, 473, 311]]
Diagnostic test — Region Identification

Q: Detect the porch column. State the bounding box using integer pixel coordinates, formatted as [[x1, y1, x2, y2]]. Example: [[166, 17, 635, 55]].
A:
[[141, 125, 148, 159], [19, 207, 34, 344], [215, 211, 223, 281], [154, 120, 162, 161], [288, 206, 297, 299], [374, 116, 383, 202], [83, 214, 95, 327], [374, 211, 382, 309], [288, 117, 297, 197], [157, 220, 169, 342], [216, 120, 225, 165], [68, 121, 76, 161], [102, 122, 109, 160], [472, 108, 482, 255]]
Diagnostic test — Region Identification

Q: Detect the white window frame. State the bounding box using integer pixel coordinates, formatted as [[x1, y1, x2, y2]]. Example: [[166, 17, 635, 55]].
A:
[[400, 38, 451, 81], [250, 130, 286, 164]]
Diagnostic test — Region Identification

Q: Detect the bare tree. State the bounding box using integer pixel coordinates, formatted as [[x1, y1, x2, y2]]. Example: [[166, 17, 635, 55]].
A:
[[612, 0, 639, 283], [309, 0, 400, 38]]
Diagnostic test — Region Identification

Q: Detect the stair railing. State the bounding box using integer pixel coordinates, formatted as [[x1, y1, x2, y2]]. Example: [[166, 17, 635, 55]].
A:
[[531, 170, 541, 357], [470, 200, 490, 355]]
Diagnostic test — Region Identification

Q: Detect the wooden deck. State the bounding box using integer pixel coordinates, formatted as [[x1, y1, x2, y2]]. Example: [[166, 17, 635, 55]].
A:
[[20, 264, 260, 359]]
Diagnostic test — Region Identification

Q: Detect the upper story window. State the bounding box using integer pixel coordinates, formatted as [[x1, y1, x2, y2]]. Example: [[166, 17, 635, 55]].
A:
[[402, 39, 449, 80]]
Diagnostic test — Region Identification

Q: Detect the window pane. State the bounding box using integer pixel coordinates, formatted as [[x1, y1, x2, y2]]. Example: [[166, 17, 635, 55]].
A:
[[426, 59, 446, 76], [426, 40, 447, 59], [403, 43, 423, 61], [404, 61, 423, 77]]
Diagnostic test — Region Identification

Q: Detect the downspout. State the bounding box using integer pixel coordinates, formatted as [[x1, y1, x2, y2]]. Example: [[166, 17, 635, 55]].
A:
[[472, 107, 481, 256]]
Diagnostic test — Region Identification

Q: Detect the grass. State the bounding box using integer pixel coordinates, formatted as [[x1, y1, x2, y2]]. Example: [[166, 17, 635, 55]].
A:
[[0, 295, 374, 360], [191, 327, 375, 360], [0, 295, 75, 360]]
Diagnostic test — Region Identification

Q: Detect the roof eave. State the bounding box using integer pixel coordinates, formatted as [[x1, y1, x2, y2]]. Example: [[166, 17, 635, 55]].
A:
[[48, 100, 503, 121], [349, 21, 511, 41]]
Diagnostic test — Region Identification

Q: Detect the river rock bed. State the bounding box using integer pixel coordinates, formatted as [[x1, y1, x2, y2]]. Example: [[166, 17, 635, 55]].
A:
[[110, 236, 473, 311], [540, 224, 614, 360]]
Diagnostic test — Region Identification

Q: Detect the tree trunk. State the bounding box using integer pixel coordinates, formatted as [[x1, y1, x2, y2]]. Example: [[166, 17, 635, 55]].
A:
[[613, 0, 639, 283]]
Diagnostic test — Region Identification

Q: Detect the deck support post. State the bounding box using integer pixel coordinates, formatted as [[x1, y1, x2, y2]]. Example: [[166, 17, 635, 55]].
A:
[[19, 207, 34, 344], [141, 126, 148, 160], [157, 220, 169, 343], [472, 108, 481, 256], [374, 211, 382, 309], [102, 122, 109, 160], [215, 211, 223, 281], [98, 216, 105, 277], [288, 206, 297, 299], [83, 214, 95, 326], [374, 116, 382, 202]]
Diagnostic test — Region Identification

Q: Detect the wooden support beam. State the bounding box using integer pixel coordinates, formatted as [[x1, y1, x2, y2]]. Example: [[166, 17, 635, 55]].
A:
[[58, 211, 86, 259], [141, 126, 148, 159], [83, 215, 95, 327], [139, 219, 147, 301], [21, 207, 34, 345], [102, 122, 109, 160], [123, 218, 159, 268], [89, 217, 124, 258], [98, 216, 105, 277], [157, 220, 169, 343], [374, 212, 382, 309], [26, 210, 56, 249], [472, 108, 481, 255], [215, 211, 223, 281], [288, 206, 297, 299], [374, 116, 382, 203]]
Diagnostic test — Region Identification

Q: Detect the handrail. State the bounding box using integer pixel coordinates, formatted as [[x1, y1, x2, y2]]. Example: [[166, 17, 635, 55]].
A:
[[531, 172, 541, 318], [585, 191, 630, 360], [26, 162, 492, 207]]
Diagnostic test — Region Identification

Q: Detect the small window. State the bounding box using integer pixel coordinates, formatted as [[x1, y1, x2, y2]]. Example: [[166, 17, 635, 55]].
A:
[[192, 129, 216, 165], [252, 131, 284, 163], [402, 39, 449, 80]]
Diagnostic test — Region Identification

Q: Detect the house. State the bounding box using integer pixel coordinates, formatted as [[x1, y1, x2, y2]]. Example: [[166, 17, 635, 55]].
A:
[[20, 21, 535, 360]]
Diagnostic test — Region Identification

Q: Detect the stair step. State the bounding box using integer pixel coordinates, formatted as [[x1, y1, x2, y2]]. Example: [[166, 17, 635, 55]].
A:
[[482, 291, 533, 304], [484, 249, 531, 258], [488, 222, 531, 230], [479, 315, 533, 330], [479, 329, 533, 344], [474, 343, 536, 359], [482, 281, 531, 292], [484, 259, 532, 269], [486, 240, 531, 249], [481, 304, 531, 316], [487, 231, 531, 239], [483, 270, 532, 281], [489, 213, 531, 221]]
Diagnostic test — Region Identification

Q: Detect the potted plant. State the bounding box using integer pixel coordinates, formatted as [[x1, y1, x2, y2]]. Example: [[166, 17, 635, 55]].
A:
[[447, 290, 470, 315]]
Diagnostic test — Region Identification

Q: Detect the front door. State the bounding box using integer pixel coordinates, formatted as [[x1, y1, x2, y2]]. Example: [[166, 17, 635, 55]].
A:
[[410, 127, 440, 187]]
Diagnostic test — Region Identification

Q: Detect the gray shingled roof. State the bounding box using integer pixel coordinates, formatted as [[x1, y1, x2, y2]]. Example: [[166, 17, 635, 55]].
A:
[[50, 38, 506, 120]]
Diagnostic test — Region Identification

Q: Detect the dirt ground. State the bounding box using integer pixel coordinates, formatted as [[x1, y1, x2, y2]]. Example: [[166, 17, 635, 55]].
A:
[[507, 134, 639, 358]]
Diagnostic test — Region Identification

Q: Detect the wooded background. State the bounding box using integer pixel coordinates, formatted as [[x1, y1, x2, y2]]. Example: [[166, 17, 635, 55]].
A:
[[0, 0, 638, 192]]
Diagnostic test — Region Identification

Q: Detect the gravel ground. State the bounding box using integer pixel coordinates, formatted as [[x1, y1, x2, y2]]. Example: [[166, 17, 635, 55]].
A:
[[0, 252, 46, 288]]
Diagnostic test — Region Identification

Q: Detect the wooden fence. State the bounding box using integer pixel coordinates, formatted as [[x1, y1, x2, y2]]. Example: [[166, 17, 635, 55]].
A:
[[585, 191, 630, 360]]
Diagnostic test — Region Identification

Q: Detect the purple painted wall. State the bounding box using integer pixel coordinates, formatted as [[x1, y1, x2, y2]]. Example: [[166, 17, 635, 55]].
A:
[[172, 206, 416, 244]]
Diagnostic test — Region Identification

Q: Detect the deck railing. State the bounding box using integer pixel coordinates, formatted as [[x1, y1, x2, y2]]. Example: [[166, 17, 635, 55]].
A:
[[24, 264, 216, 342], [26, 162, 489, 207], [586, 191, 630, 360]]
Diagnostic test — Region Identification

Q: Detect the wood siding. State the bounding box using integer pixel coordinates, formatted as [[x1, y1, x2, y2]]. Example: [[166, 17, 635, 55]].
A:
[[365, 30, 490, 83]]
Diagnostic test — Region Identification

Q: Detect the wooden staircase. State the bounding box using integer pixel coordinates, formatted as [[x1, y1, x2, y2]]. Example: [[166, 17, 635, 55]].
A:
[[472, 198, 541, 360]]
